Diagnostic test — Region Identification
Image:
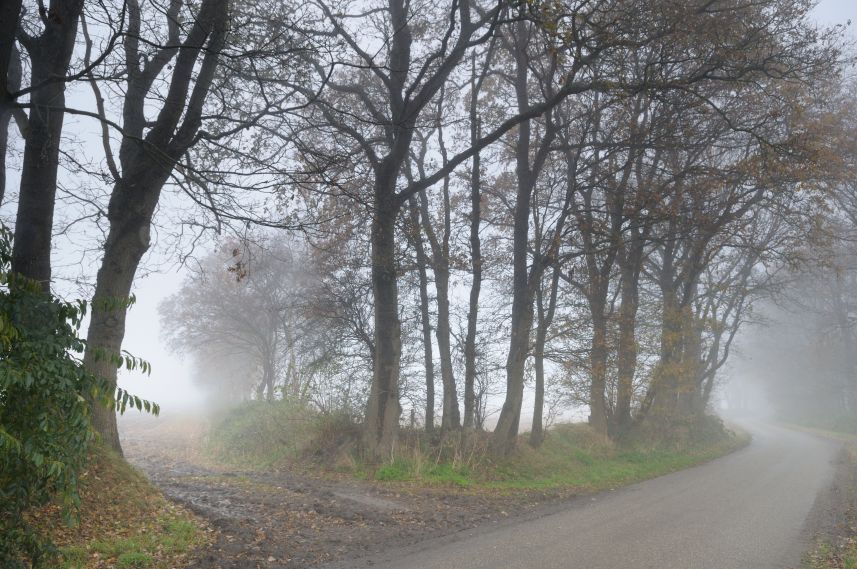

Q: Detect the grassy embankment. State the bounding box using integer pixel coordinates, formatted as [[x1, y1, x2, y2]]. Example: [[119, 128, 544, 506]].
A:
[[206, 400, 749, 493], [798, 420, 857, 569], [29, 443, 210, 569]]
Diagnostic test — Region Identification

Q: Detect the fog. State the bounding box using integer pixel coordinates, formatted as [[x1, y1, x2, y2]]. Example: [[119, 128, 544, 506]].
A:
[[4, 0, 857, 430], [9, 0, 857, 566], [725, 242, 857, 427], [110, 0, 857, 424]]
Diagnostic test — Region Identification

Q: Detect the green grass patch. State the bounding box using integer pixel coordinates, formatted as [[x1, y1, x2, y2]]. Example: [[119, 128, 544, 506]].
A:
[[375, 459, 411, 481], [54, 515, 205, 569], [361, 420, 747, 492], [478, 423, 747, 492], [116, 552, 153, 569], [372, 456, 473, 487], [424, 463, 473, 487]]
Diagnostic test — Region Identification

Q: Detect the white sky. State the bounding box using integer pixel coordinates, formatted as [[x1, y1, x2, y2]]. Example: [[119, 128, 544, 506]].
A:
[[5, 0, 857, 419], [814, 0, 857, 29]]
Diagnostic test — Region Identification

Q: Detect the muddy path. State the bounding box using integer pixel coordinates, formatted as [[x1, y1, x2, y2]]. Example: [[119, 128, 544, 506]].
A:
[[118, 415, 555, 569]]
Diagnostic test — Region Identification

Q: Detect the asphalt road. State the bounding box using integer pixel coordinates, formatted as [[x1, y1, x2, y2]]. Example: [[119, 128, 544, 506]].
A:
[[365, 421, 841, 569]]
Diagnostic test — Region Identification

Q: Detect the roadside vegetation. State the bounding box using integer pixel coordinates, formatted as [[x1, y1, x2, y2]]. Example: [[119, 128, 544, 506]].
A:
[[206, 401, 748, 493], [29, 444, 210, 569], [0, 227, 181, 568], [801, 426, 857, 569]]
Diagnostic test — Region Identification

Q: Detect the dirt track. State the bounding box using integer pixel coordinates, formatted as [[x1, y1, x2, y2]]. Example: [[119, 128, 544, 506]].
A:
[[119, 415, 554, 569]]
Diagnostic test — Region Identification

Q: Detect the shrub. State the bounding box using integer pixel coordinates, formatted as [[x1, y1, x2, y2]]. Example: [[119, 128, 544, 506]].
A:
[[303, 411, 361, 461], [625, 413, 730, 450], [205, 398, 365, 470], [205, 399, 319, 467], [0, 226, 154, 567]]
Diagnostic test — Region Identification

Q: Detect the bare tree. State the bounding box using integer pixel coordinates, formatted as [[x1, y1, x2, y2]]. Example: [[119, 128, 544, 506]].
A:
[[162, 238, 314, 401]]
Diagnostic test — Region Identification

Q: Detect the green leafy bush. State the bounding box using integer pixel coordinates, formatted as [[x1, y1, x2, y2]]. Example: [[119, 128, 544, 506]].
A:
[[0, 226, 154, 567]]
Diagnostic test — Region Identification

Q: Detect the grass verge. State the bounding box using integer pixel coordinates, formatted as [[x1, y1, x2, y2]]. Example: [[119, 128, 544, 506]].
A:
[[206, 401, 749, 495], [364, 421, 749, 492], [27, 442, 212, 569], [802, 428, 857, 569]]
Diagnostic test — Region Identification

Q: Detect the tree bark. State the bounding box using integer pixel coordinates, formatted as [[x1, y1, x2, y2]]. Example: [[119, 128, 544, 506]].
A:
[[490, 126, 538, 456], [530, 266, 558, 447], [648, 282, 683, 419], [433, 263, 461, 430], [463, 144, 482, 428], [0, 0, 22, 106], [0, 43, 21, 206], [589, 305, 609, 434], [614, 235, 644, 433], [463, 56, 485, 429], [490, 19, 558, 455], [678, 301, 703, 417], [12, 0, 84, 288], [418, 189, 460, 431], [364, 162, 403, 458], [0, 0, 23, 195], [408, 197, 435, 432], [531, 286, 545, 447], [87, 172, 167, 454]]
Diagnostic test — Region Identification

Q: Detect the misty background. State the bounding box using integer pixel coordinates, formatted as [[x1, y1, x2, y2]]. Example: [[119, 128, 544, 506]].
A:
[[4, 0, 857, 423]]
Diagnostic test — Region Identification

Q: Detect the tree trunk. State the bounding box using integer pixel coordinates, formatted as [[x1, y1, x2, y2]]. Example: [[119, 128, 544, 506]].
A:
[[649, 289, 683, 419], [417, 183, 460, 431], [531, 266, 559, 447], [614, 240, 643, 433], [463, 118, 483, 429], [433, 262, 461, 430], [490, 20, 546, 455], [679, 311, 703, 416], [463, 179, 482, 428], [530, 288, 546, 447], [700, 343, 719, 414], [12, 3, 83, 287], [0, 43, 21, 206], [408, 197, 435, 432], [364, 163, 403, 458], [491, 299, 533, 455], [0, 0, 22, 106], [86, 0, 228, 450], [589, 309, 609, 434], [263, 352, 276, 401], [0, 0, 23, 204], [407, 133, 460, 433], [86, 175, 164, 454], [490, 160, 537, 456]]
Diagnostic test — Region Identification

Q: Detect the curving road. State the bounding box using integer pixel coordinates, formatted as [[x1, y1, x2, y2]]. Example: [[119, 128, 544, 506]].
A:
[[357, 421, 841, 569]]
